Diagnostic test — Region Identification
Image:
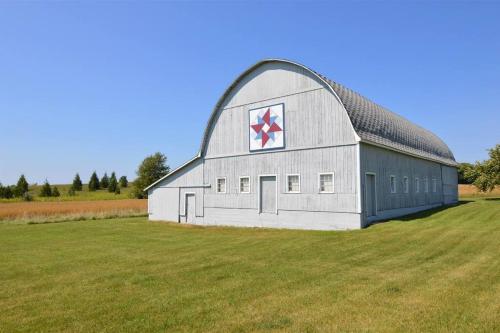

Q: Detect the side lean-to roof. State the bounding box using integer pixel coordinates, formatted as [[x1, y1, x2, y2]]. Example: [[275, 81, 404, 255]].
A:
[[145, 59, 456, 191]]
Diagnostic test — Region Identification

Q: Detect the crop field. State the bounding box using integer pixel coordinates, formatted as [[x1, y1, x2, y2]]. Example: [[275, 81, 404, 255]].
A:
[[0, 197, 499, 332], [459, 184, 500, 198], [0, 199, 147, 222]]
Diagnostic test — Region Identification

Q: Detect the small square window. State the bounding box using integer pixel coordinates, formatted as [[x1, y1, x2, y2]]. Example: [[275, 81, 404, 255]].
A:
[[319, 173, 334, 193], [390, 175, 397, 193], [287, 174, 300, 193], [239, 177, 250, 193], [403, 176, 409, 193], [216, 178, 226, 193]]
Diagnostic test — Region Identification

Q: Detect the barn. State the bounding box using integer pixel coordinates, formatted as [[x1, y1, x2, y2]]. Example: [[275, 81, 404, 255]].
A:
[[145, 59, 458, 230]]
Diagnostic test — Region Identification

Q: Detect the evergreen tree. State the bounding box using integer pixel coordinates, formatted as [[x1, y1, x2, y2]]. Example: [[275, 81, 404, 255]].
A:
[[108, 172, 118, 193], [114, 186, 121, 195], [39, 180, 52, 197], [72, 173, 83, 191], [100, 172, 109, 189], [88, 172, 100, 191], [3, 186, 13, 199], [52, 186, 60, 197], [16, 174, 29, 197], [0, 183, 5, 198], [119, 176, 128, 188], [133, 152, 170, 199]]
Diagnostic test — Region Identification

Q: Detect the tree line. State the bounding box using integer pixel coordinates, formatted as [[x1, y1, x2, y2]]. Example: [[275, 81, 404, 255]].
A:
[[1, 151, 171, 200], [457, 144, 500, 192], [0, 172, 129, 200]]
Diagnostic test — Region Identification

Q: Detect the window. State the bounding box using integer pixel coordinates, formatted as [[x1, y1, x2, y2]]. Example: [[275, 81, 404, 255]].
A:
[[424, 177, 429, 193], [415, 177, 420, 193], [432, 178, 437, 193], [239, 177, 250, 193], [403, 176, 409, 193], [319, 173, 334, 193], [390, 175, 397, 193], [216, 177, 226, 193], [287, 174, 300, 193]]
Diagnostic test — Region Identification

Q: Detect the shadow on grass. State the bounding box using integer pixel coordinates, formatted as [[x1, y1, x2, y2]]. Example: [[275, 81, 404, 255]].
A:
[[485, 197, 500, 201], [369, 200, 472, 227]]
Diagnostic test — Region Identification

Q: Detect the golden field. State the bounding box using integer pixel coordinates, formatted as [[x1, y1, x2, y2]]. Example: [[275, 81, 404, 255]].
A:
[[0, 199, 147, 221], [459, 184, 500, 197]]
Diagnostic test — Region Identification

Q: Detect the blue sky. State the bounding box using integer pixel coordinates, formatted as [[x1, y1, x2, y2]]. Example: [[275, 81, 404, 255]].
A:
[[1, 1, 499, 185]]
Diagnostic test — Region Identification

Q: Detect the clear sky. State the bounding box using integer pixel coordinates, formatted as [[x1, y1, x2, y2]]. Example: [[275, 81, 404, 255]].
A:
[[1, 1, 499, 185]]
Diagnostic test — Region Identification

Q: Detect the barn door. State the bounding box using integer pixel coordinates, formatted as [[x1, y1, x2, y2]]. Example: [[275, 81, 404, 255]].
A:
[[365, 174, 377, 217], [260, 176, 277, 214], [185, 193, 196, 223]]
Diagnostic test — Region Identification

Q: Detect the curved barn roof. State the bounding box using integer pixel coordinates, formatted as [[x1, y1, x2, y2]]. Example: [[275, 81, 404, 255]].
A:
[[146, 59, 456, 191], [200, 59, 456, 166]]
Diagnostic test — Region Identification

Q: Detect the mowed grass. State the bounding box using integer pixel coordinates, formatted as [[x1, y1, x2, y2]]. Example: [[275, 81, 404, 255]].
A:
[[0, 199, 499, 332]]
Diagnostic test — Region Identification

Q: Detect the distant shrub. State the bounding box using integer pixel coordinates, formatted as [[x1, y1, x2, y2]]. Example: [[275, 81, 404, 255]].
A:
[[114, 186, 121, 195], [52, 186, 60, 197], [119, 176, 128, 188], [72, 173, 83, 191], [39, 180, 52, 197], [22, 192, 33, 202], [67, 187, 76, 196], [88, 172, 100, 191], [100, 173, 109, 189], [108, 172, 118, 193], [16, 174, 29, 197]]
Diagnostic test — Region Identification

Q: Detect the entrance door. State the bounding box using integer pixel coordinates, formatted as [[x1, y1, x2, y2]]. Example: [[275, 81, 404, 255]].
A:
[[260, 176, 277, 214], [185, 193, 196, 223], [365, 174, 376, 217]]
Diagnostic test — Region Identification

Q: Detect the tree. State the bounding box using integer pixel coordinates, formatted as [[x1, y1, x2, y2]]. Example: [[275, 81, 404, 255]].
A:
[[88, 172, 100, 191], [2, 186, 13, 199], [119, 176, 128, 188], [15, 174, 29, 197], [100, 172, 109, 189], [39, 180, 52, 197], [133, 152, 170, 199], [108, 172, 118, 193], [67, 187, 76, 196], [72, 173, 83, 191], [470, 144, 500, 192], [458, 162, 475, 184], [114, 186, 121, 195], [52, 186, 60, 197]]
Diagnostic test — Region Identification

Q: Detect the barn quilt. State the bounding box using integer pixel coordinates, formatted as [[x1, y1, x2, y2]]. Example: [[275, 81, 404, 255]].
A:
[[249, 104, 284, 151]]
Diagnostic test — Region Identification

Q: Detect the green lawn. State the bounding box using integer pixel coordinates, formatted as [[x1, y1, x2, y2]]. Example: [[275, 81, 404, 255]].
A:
[[0, 198, 499, 332]]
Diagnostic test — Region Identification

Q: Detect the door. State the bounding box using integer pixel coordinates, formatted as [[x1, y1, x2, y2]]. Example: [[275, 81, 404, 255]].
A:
[[260, 176, 277, 214], [365, 174, 376, 217], [185, 193, 196, 223]]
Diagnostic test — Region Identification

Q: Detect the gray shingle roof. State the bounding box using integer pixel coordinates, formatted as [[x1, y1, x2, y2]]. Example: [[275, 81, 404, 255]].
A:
[[314, 72, 457, 166]]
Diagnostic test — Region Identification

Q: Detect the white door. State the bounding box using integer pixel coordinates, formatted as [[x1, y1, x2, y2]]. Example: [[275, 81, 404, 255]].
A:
[[185, 194, 196, 223], [260, 176, 277, 214], [365, 174, 376, 217]]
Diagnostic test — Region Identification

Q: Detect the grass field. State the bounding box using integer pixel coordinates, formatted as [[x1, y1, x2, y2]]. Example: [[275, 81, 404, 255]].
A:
[[0, 199, 147, 222], [0, 198, 499, 332], [0, 183, 135, 203]]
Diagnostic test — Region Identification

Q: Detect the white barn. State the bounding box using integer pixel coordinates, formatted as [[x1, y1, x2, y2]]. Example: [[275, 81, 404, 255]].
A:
[[146, 59, 458, 230]]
